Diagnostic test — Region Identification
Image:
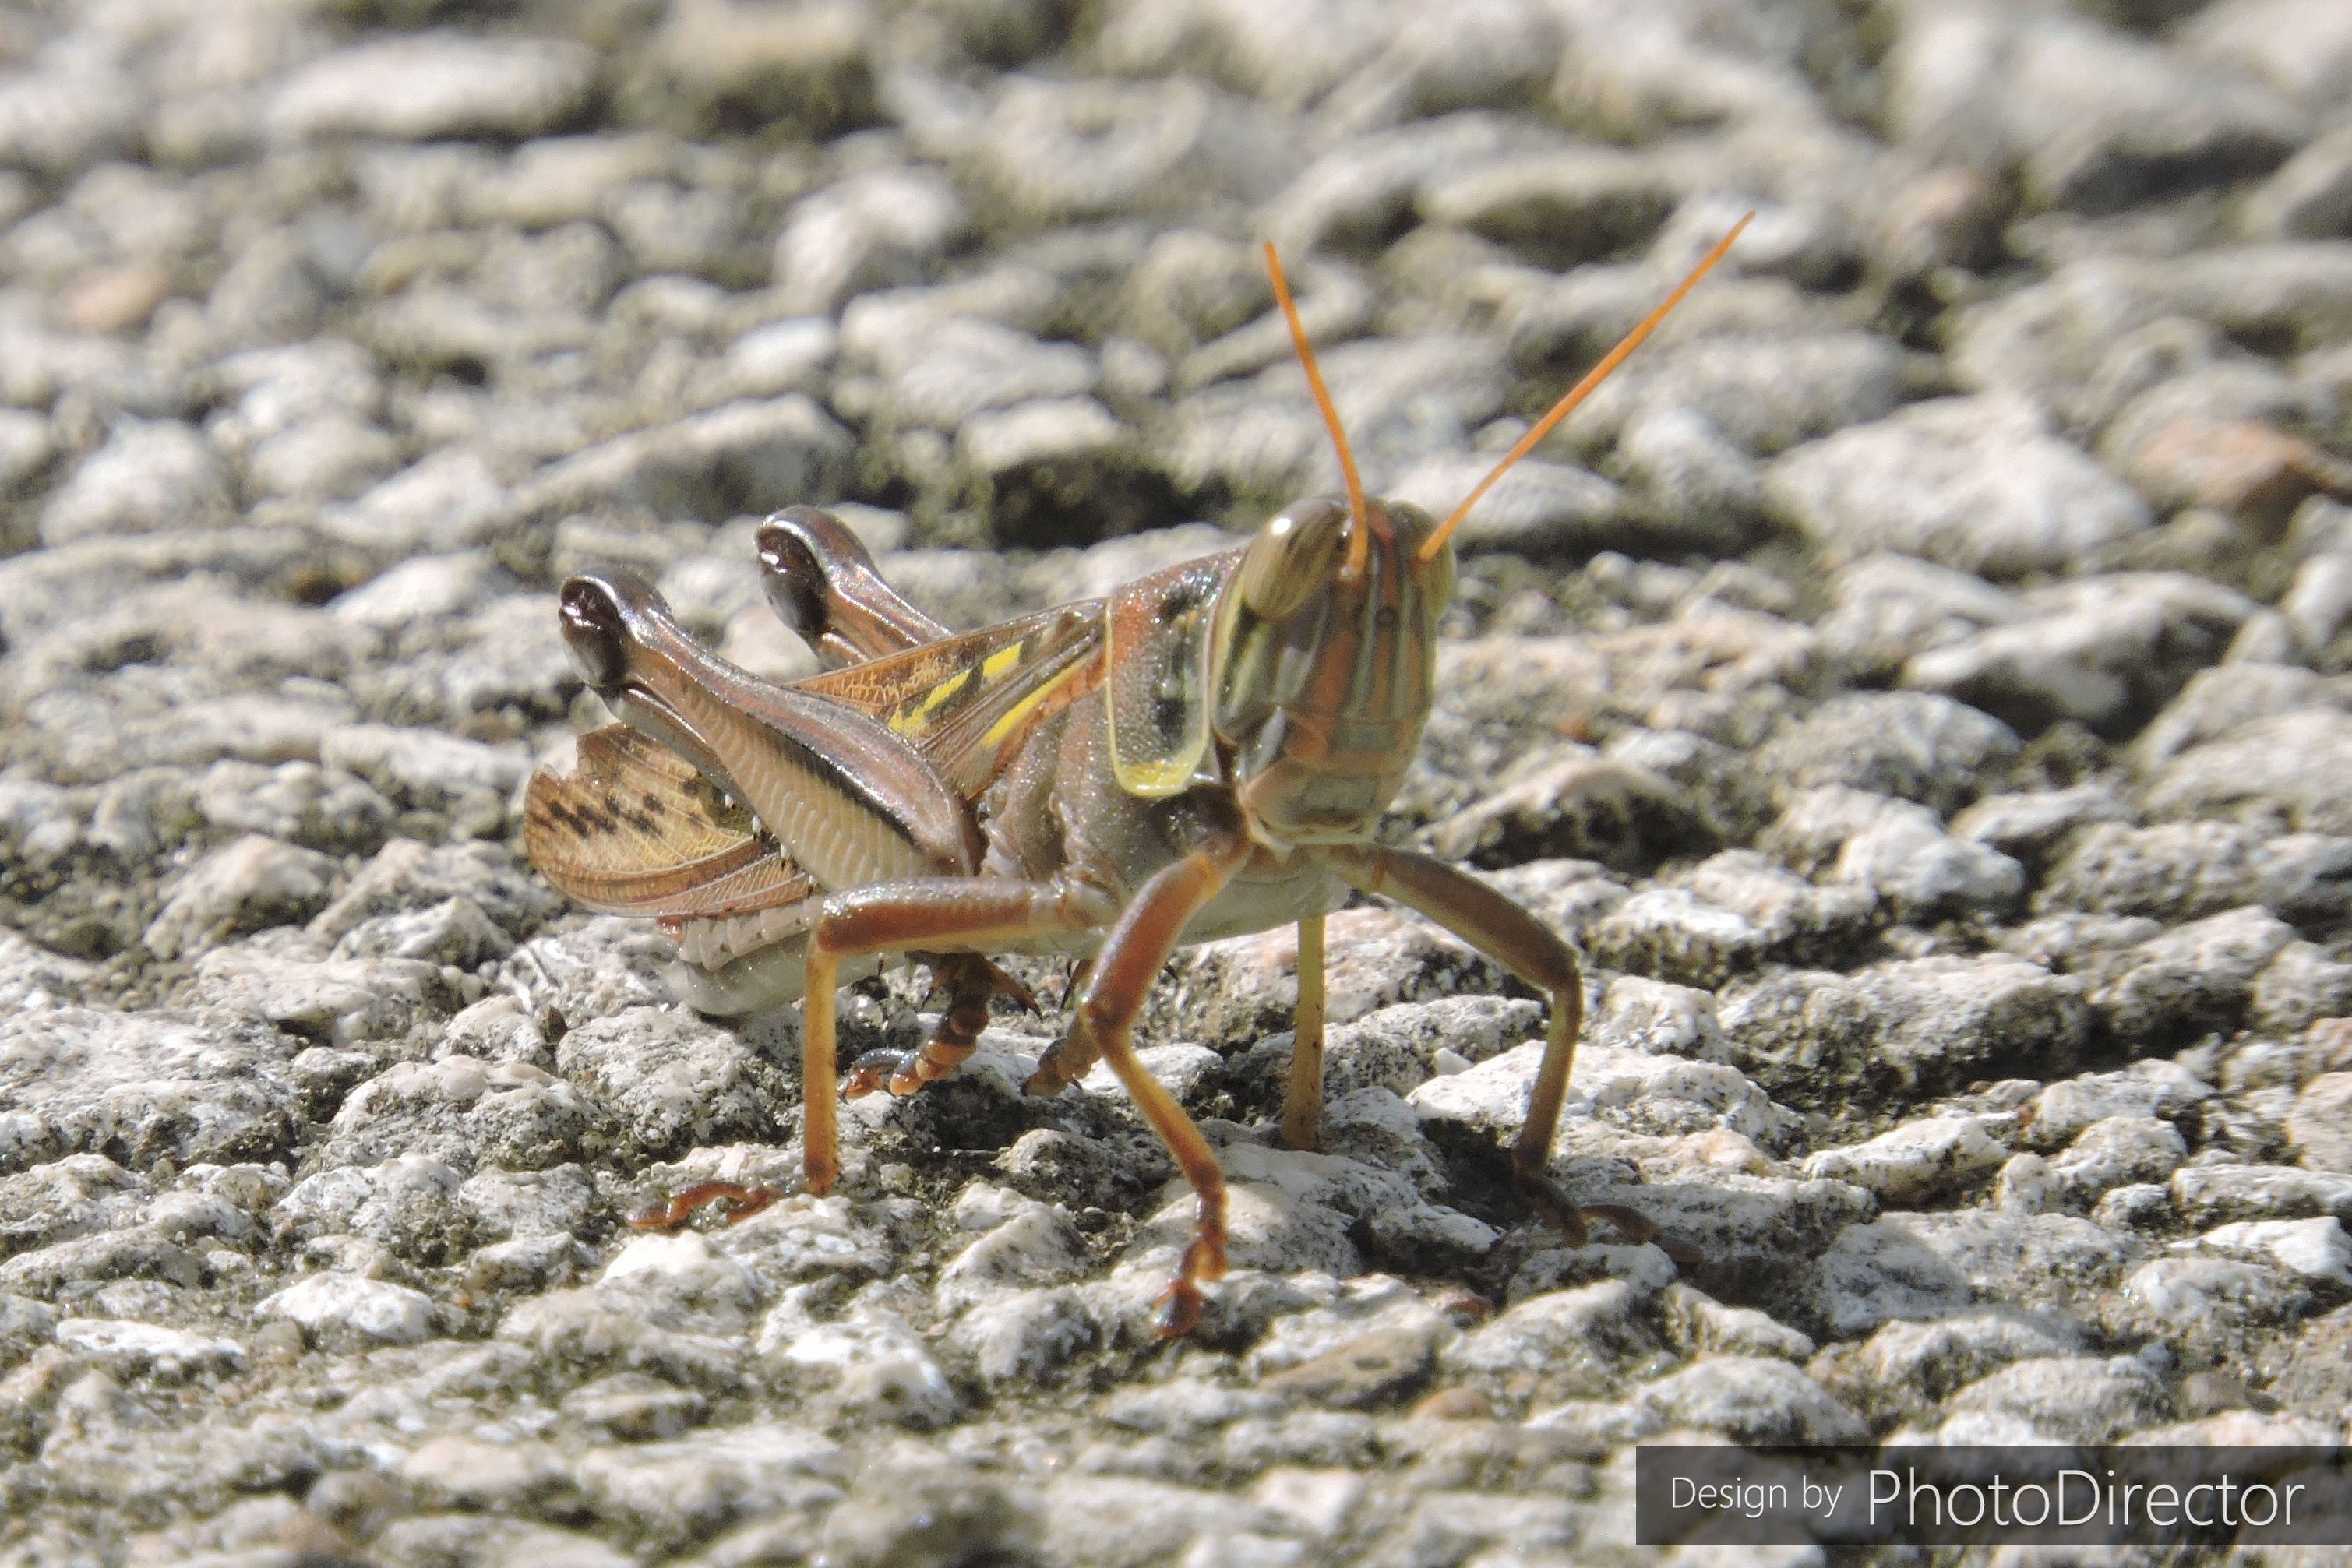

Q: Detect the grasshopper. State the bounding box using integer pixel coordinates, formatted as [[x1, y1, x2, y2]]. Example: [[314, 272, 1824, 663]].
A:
[[524, 218, 1748, 1334]]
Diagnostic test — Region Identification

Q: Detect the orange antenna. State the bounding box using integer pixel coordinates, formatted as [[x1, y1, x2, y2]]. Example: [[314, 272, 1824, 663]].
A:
[[1420, 211, 1754, 565], [1264, 241, 1370, 581]]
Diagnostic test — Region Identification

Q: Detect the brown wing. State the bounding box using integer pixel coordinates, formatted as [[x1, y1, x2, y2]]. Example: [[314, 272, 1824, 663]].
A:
[[802, 602, 1109, 797], [522, 725, 816, 918]]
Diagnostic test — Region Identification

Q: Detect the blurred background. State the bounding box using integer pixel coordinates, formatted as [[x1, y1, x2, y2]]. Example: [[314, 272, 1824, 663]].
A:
[[0, 0, 2350, 891], [2, 0, 2345, 584]]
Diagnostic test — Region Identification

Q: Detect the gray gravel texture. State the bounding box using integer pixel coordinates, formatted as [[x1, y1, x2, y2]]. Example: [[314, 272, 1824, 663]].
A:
[[2, 0, 2352, 1564]]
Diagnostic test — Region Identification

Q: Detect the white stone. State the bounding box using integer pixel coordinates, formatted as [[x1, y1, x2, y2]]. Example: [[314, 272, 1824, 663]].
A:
[[936, 1201, 1088, 1316], [1636, 1354, 1867, 1444], [53, 1318, 245, 1378], [1250, 1467, 1364, 1540], [1804, 1115, 2010, 1205], [1081, 1042, 1223, 1105], [1993, 1151, 2058, 1214], [144, 835, 337, 960], [320, 722, 530, 805], [1830, 798, 2026, 915], [724, 318, 839, 398], [1130, 1174, 1360, 1281], [1410, 1039, 1794, 1150], [330, 552, 505, 629], [1663, 1284, 1816, 1362], [2051, 1115, 2188, 1200], [600, 1230, 761, 1314], [1765, 393, 2153, 576], [1444, 1280, 1652, 1376], [2198, 1217, 2352, 1286], [270, 34, 598, 143], [259, 1273, 434, 1344], [2033, 1062, 2212, 1146], [1592, 976, 1728, 1059], [772, 1311, 957, 1429], [946, 1285, 1096, 1388]]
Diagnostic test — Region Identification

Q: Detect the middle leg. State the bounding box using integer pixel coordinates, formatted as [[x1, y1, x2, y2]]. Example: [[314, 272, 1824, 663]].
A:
[[1280, 912, 1327, 1151], [1054, 832, 1253, 1336]]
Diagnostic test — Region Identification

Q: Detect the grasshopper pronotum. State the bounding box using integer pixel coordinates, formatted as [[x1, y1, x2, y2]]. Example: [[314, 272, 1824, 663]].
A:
[[525, 217, 1749, 1334]]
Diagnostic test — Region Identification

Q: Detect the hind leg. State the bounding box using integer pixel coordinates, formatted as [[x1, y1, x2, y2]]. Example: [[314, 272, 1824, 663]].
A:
[[1319, 843, 1690, 1256]]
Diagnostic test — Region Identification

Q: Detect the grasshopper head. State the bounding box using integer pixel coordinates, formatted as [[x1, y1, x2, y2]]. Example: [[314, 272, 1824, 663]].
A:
[[1226, 222, 1748, 848], [1213, 492, 1453, 847]]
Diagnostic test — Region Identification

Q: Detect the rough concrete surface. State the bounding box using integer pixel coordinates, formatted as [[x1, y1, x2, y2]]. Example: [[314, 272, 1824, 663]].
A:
[[2, 0, 2351, 1564]]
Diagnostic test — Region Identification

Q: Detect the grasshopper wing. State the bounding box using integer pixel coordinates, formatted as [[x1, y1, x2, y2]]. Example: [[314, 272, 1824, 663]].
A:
[[807, 603, 1109, 799], [527, 605, 1106, 920], [523, 724, 816, 918]]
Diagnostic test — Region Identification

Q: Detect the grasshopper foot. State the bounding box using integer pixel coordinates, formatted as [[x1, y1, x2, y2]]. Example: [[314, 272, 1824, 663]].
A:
[[842, 1048, 901, 1098], [873, 953, 1001, 1096], [1151, 1207, 1229, 1338], [1024, 1027, 1101, 1096], [1153, 1280, 1205, 1337], [840, 1035, 983, 1099], [627, 1181, 780, 1230], [1517, 1172, 1698, 1263]]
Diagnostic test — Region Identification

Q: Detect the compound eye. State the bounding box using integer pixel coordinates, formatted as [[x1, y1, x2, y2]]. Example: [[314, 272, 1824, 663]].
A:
[[1389, 501, 1453, 610], [754, 523, 827, 639], [558, 577, 630, 690], [1239, 499, 1347, 621]]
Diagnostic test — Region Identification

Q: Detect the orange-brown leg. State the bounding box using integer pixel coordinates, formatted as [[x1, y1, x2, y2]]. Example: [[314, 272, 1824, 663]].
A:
[[802, 877, 1116, 1195], [1054, 835, 1251, 1336], [1279, 912, 1326, 1151], [627, 1181, 778, 1230], [1320, 844, 1681, 1256]]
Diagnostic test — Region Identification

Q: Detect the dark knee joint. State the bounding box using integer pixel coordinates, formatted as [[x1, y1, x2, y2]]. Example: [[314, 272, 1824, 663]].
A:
[[1078, 991, 1121, 1038], [1526, 943, 1580, 1002]]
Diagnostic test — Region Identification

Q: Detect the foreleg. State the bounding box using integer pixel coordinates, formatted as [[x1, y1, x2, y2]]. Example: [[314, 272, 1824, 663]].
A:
[[1054, 833, 1252, 1336]]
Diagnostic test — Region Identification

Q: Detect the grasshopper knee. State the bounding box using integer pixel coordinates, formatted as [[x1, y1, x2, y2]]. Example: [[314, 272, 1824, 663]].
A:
[[1521, 939, 1581, 1006]]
